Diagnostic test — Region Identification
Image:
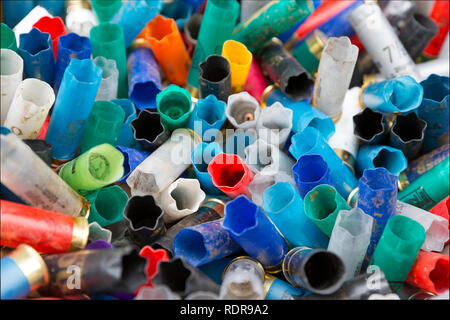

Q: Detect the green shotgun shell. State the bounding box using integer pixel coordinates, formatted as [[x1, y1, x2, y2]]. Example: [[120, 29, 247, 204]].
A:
[[91, 0, 122, 22], [232, 0, 316, 53], [59, 143, 125, 195], [85, 185, 128, 227], [90, 22, 128, 98], [1, 23, 17, 52], [398, 156, 449, 210], [80, 101, 126, 154], [156, 84, 192, 131], [371, 215, 426, 286], [187, 0, 240, 88], [303, 184, 351, 237], [291, 30, 327, 76]]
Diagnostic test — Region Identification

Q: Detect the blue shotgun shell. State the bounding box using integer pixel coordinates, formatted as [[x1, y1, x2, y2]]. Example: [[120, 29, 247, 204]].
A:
[[115, 145, 151, 183], [53, 33, 92, 93], [418, 74, 450, 153], [18, 28, 55, 86], [2, 0, 34, 28], [292, 154, 334, 199], [127, 46, 162, 111], [161, 0, 193, 30], [264, 275, 312, 300], [357, 167, 398, 264], [111, 99, 138, 148], [222, 195, 288, 269], [266, 88, 335, 141], [318, 0, 364, 38], [362, 75, 424, 114], [191, 142, 224, 195], [289, 127, 358, 199], [356, 145, 408, 176], [262, 182, 329, 249], [45, 59, 103, 160], [110, 0, 163, 47], [188, 94, 227, 142], [173, 219, 241, 267]]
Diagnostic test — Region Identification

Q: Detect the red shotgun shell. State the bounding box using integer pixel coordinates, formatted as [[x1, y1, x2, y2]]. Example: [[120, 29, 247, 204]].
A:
[[207, 153, 255, 199], [32, 16, 67, 59]]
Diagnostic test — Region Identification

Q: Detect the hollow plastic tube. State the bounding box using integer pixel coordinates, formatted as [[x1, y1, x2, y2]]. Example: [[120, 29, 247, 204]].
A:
[[156, 85, 192, 131], [248, 171, 296, 207], [406, 251, 449, 295], [123, 195, 165, 246], [79, 101, 125, 153], [312, 37, 358, 120], [220, 257, 265, 300], [398, 157, 449, 211], [45, 59, 102, 161], [303, 184, 350, 237], [198, 55, 231, 102], [395, 201, 448, 252], [327, 208, 374, 280], [288, 127, 358, 199], [90, 22, 127, 98], [389, 113, 427, 160], [362, 76, 424, 114], [0, 244, 49, 300], [225, 91, 261, 130], [53, 32, 91, 93], [0, 49, 23, 125], [85, 185, 128, 228], [244, 139, 295, 175], [89, 222, 112, 243], [262, 182, 329, 249], [115, 146, 150, 183], [232, 0, 316, 53], [17, 28, 55, 86], [221, 40, 252, 93], [353, 108, 387, 145], [293, 154, 334, 199], [208, 153, 255, 199], [243, 58, 268, 102], [64, 1, 99, 37], [264, 274, 311, 300], [126, 46, 161, 111], [58, 143, 124, 195], [282, 246, 346, 295], [130, 109, 169, 151], [327, 87, 361, 172], [126, 128, 201, 196], [225, 130, 257, 160], [159, 178, 206, 224], [110, 99, 137, 148], [188, 94, 227, 142], [191, 142, 223, 195], [371, 215, 426, 284], [256, 102, 293, 148], [348, 2, 421, 80], [138, 15, 191, 86], [4, 78, 55, 139], [223, 195, 288, 269], [93, 56, 118, 101], [91, 0, 122, 22], [0, 200, 89, 253], [257, 38, 314, 102], [153, 199, 225, 256], [187, 0, 239, 89], [0, 130, 90, 217], [418, 74, 449, 153], [173, 219, 240, 267], [265, 87, 335, 140], [32, 16, 66, 58], [399, 144, 449, 191], [1, 23, 18, 52], [356, 145, 408, 177], [110, 0, 162, 48], [357, 167, 398, 264]]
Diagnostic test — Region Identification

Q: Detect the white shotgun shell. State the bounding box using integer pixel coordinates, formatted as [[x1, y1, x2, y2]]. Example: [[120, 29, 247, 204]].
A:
[[13, 6, 52, 46], [93, 56, 119, 101], [226, 91, 261, 130], [1, 49, 23, 125], [257, 101, 293, 148]]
